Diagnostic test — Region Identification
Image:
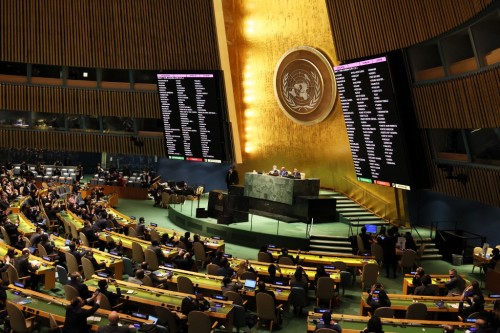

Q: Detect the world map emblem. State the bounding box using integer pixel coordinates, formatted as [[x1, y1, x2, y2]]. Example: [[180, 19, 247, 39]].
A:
[[274, 46, 336, 125]]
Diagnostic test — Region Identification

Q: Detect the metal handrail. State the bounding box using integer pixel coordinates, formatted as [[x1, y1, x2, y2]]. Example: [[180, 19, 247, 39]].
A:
[[328, 177, 391, 221]]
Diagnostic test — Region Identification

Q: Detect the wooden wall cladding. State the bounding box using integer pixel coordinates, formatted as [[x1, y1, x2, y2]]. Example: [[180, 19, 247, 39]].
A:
[[0, 0, 220, 70], [420, 133, 500, 207], [0, 84, 160, 118], [325, 0, 494, 60], [412, 68, 500, 128], [0, 129, 165, 156]]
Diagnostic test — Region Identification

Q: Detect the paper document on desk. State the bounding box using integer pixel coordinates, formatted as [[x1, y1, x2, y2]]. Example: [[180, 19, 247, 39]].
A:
[[16, 299, 31, 305], [448, 303, 460, 309], [87, 316, 102, 323]]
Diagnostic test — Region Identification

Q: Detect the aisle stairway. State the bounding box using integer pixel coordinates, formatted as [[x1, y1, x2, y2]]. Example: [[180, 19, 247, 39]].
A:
[[308, 192, 442, 260], [332, 193, 388, 227], [308, 234, 442, 260]]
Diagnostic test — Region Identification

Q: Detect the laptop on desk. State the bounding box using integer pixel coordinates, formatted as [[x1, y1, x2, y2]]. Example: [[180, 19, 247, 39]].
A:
[[244, 279, 257, 291]]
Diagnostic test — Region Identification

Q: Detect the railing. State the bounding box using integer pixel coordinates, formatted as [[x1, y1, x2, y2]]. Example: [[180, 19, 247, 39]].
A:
[[334, 176, 391, 220], [430, 220, 462, 239]]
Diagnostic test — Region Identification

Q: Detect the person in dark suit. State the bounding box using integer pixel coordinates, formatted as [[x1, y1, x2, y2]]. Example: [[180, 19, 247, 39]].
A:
[[279, 166, 288, 177], [225, 165, 239, 190], [63, 293, 102, 333], [40, 233, 56, 255], [268, 165, 279, 176], [291, 168, 301, 179], [97, 279, 121, 307], [82, 220, 99, 244], [315, 311, 342, 332], [147, 240, 165, 265], [68, 272, 93, 299], [414, 274, 437, 296], [446, 268, 466, 296], [277, 247, 299, 265], [382, 227, 399, 278], [16, 248, 40, 290], [69, 241, 84, 265], [97, 311, 136, 333]]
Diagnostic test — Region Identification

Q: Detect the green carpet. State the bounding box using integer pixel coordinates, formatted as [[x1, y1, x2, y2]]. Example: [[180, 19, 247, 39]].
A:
[[53, 197, 484, 333]]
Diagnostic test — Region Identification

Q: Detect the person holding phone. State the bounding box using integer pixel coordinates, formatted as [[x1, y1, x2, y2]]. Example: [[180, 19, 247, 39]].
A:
[[366, 283, 391, 312]]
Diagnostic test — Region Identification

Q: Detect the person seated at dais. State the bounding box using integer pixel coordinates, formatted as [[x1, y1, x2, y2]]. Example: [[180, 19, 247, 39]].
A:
[[291, 168, 301, 179], [268, 165, 279, 176], [279, 166, 288, 177]]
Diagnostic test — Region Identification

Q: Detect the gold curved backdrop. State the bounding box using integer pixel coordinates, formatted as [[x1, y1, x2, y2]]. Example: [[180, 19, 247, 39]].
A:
[[221, 0, 401, 222]]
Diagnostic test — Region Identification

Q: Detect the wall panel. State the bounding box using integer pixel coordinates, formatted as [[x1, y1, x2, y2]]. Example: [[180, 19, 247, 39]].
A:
[[0, 84, 160, 118], [325, 0, 494, 60], [412, 68, 500, 128], [0, 0, 220, 70], [0, 129, 165, 156]]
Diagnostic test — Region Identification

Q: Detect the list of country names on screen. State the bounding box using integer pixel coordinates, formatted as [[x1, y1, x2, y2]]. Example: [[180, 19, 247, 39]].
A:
[[334, 57, 409, 189], [157, 73, 223, 163]]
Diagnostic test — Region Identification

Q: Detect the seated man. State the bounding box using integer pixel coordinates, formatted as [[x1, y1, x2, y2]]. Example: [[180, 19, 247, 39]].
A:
[[279, 166, 288, 177], [68, 272, 93, 299], [291, 168, 301, 179], [69, 241, 84, 265], [128, 269, 145, 285], [414, 274, 437, 296], [315, 311, 342, 333], [221, 276, 242, 294], [97, 279, 122, 307], [140, 261, 171, 287], [147, 240, 166, 265], [16, 248, 41, 290], [268, 165, 279, 176], [216, 258, 235, 278], [277, 247, 299, 265], [446, 269, 466, 296], [97, 311, 136, 333]]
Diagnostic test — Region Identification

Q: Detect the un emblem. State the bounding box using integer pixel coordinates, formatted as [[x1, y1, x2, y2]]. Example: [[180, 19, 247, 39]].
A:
[[274, 46, 336, 125]]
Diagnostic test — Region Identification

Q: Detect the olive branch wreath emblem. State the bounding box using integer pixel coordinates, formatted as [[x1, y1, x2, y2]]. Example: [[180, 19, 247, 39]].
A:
[[282, 71, 321, 112]]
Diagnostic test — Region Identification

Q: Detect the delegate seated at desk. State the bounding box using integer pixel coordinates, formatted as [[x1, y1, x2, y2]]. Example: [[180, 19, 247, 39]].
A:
[[291, 168, 301, 179], [446, 269, 466, 296], [269, 165, 279, 176], [279, 167, 288, 177]]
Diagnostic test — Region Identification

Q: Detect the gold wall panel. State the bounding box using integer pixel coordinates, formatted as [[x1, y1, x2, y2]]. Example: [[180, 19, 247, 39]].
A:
[[222, 0, 401, 221], [325, 0, 494, 60]]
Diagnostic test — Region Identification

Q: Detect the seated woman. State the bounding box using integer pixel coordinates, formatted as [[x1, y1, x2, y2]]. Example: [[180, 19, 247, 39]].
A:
[[361, 316, 384, 333], [236, 260, 256, 278], [459, 280, 485, 320], [313, 265, 329, 290]]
